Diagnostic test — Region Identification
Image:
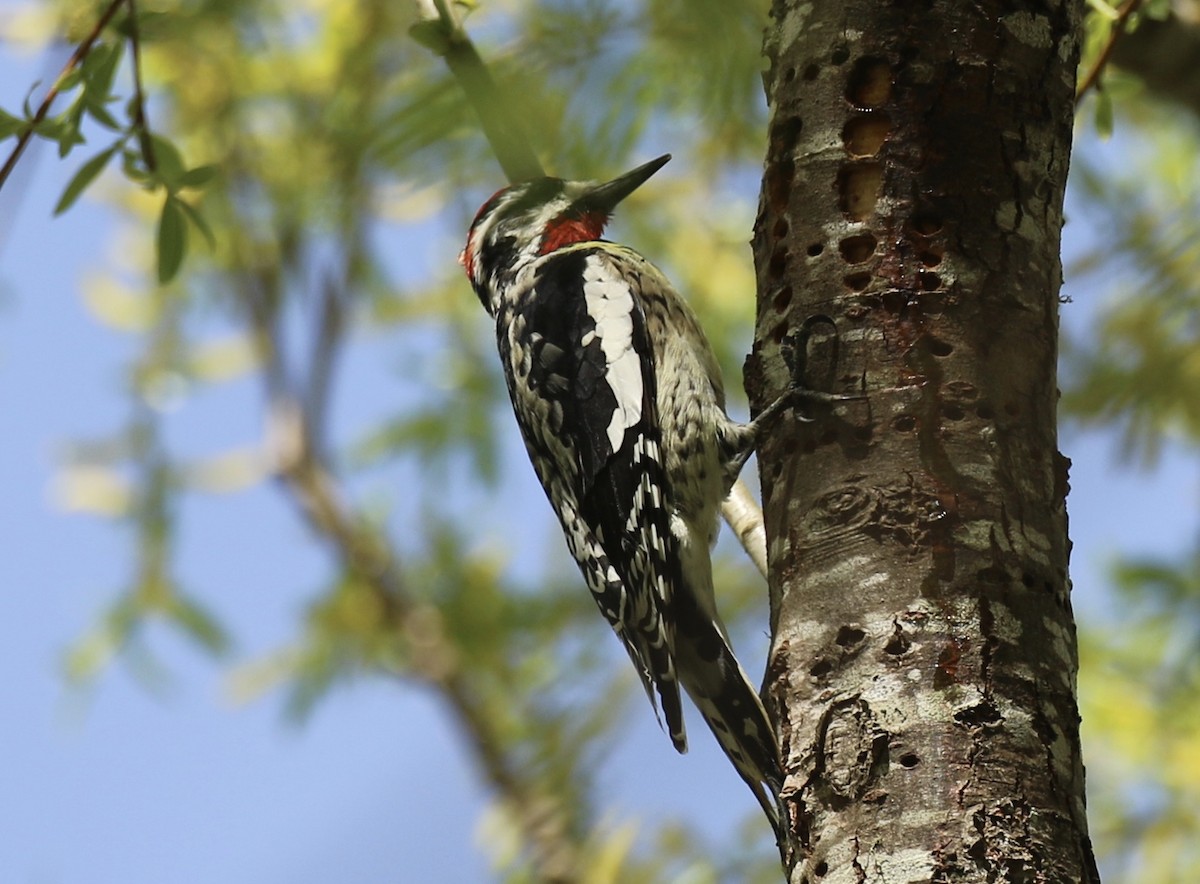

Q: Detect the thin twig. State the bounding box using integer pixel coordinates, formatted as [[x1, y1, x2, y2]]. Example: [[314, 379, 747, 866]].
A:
[[126, 0, 157, 172], [1076, 0, 1145, 106], [0, 0, 127, 193]]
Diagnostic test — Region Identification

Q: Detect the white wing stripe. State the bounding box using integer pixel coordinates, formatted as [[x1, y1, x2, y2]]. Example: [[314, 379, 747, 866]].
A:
[[582, 255, 643, 452]]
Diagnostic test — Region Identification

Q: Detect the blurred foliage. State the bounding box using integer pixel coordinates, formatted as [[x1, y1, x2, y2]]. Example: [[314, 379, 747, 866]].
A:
[[1070, 10, 1200, 883], [6, 0, 1200, 878], [1, 0, 776, 878]]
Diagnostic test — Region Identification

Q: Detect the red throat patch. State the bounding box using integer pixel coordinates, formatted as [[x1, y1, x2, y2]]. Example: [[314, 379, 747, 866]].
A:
[[539, 212, 609, 255], [460, 234, 476, 281]]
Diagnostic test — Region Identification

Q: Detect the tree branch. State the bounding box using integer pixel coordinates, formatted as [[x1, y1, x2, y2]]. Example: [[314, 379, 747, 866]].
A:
[[126, 0, 157, 173], [0, 0, 127, 193], [1076, 0, 1145, 106], [236, 266, 585, 880]]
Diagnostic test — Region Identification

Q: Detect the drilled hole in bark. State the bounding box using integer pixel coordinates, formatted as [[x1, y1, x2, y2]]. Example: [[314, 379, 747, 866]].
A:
[[838, 233, 877, 263], [944, 404, 964, 421], [921, 291, 947, 316], [810, 658, 833, 677], [774, 115, 804, 154], [847, 57, 892, 107], [919, 271, 941, 291], [773, 286, 793, 313], [806, 242, 825, 257], [899, 753, 920, 768], [844, 271, 871, 292], [769, 246, 789, 278], [831, 45, 850, 64], [843, 113, 891, 158], [836, 626, 866, 646], [771, 321, 788, 343], [853, 426, 872, 442], [976, 402, 995, 420], [926, 337, 954, 357], [767, 158, 794, 212], [892, 414, 916, 432], [1021, 572, 1036, 588], [881, 289, 907, 314], [884, 632, 911, 655], [909, 213, 943, 235], [783, 66, 796, 84], [837, 163, 882, 221], [803, 63, 820, 81], [814, 860, 829, 877], [954, 701, 1001, 727], [773, 217, 789, 238], [919, 250, 943, 267]]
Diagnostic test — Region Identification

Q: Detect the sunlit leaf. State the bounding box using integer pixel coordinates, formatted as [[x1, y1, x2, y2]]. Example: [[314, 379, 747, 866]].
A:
[[62, 600, 137, 682], [181, 447, 267, 493], [52, 465, 134, 516], [81, 274, 158, 332]]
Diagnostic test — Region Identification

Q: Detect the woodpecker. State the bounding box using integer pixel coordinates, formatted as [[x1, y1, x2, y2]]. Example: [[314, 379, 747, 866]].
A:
[[460, 154, 819, 835]]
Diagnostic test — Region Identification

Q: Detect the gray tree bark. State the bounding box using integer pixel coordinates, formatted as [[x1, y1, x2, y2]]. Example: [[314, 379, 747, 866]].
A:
[[747, 1, 1100, 880]]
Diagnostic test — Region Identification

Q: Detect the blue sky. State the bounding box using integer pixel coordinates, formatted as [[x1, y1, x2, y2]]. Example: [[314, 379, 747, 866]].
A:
[[1, 27, 1197, 884]]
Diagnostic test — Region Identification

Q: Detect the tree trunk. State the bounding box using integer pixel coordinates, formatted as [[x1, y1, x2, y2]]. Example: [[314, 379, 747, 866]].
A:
[[747, 1, 1100, 880]]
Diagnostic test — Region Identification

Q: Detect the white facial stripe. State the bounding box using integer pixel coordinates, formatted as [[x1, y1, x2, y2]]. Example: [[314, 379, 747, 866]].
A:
[[582, 255, 643, 452]]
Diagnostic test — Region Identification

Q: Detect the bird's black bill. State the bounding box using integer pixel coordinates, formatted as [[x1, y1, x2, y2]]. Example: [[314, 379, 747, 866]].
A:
[[582, 154, 671, 212]]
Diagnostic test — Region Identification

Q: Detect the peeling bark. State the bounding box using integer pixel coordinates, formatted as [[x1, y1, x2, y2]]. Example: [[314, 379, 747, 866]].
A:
[[748, 2, 1099, 881]]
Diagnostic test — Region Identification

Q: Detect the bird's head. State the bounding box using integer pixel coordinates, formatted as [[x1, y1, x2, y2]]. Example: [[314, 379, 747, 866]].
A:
[[460, 154, 670, 313]]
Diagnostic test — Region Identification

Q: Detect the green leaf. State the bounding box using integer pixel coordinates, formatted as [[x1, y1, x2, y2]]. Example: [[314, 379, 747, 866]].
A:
[[178, 164, 218, 189], [85, 99, 122, 131], [0, 107, 24, 140], [57, 65, 85, 94], [176, 198, 216, 250], [149, 134, 185, 185], [121, 147, 150, 183], [167, 594, 231, 656], [55, 98, 88, 158], [1094, 90, 1114, 139], [54, 145, 118, 215], [156, 195, 187, 283], [82, 41, 124, 107]]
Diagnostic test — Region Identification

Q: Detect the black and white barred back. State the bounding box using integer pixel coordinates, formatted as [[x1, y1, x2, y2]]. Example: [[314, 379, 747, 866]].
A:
[[460, 155, 784, 833]]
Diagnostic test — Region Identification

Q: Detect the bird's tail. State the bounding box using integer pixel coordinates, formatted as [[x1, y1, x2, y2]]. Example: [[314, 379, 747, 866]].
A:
[[673, 605, 784, 838], [616, 623, 688, 754]]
